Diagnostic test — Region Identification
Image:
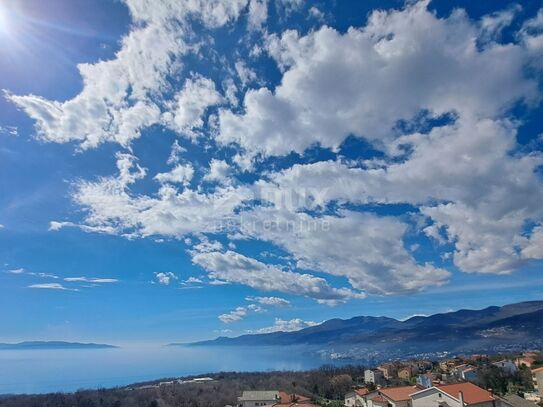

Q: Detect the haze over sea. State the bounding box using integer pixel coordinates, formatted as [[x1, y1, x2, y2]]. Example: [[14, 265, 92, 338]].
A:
[[0, 345, 338, 395]]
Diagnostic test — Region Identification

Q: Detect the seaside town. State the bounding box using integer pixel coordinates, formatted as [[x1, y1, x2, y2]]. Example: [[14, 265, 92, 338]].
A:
[[233, 352, 543, 407]]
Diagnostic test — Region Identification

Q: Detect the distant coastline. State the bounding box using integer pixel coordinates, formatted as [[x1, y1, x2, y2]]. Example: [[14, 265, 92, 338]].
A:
[[0, 341, 118, 350]]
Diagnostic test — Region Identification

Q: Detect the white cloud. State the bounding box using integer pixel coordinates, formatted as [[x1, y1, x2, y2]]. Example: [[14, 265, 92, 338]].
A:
[[219, 302, 266, 324], [479, 4, 521, 42], [192, 249, 365, 303], [184, 276, 204, 284], [252, 115, 543, 276], [64, 277, 119, 283], [167, 140, 187, 165], [71, 153, 253, 237], [5, 268, 59, 279], [154, 164, 194, 186], [521, 225, 543, 259], [10, 1, 543, 304], [234, 60, 258, 87], [0, 125, 18, 137], [154, 272, 178, 285], [246, 296, 290, 306], [163, 75, 222, 139], [248, 0, 268, 31], [28, 283, 76, 291], [7, 23, 178, 149], [203, 159, 232, 184], [6, 0, 249, 149], [218, 1, 539, 157], [275, 0, 304, 16], [6, 268, 25, 274], [247, 303, 266, 313], [219, 307, 248, 323], [308, 7, 325, 22], [240, 208, 450, 295], [33, 272, 59, 279], [254, 317, 318, 333]]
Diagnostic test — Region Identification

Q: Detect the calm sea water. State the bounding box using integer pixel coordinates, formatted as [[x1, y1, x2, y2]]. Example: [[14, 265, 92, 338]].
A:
[[0, 345, 341, 395]]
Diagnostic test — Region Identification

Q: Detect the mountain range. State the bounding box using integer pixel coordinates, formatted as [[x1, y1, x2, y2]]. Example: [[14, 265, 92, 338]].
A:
[[187, 301, 543, 354]]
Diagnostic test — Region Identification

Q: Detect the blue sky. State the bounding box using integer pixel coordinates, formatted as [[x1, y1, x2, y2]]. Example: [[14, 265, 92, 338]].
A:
[[1, 0, 543, 344]]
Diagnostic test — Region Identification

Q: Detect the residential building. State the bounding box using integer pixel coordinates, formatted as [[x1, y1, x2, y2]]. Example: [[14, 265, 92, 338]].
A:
[[378, 363, 399, 380], [451, 364, 476, 379], [440, 360, 460, 372], [238, 391, 280, 407], [239, 391, 317, 407], [461, 367, 479, 382], [365, 369, 386, 386], [275, 392, 319, 407], [379, 386, 418, 407], [416, 374, 435, 389], [516, 357, 536, 369], [398, 368, 414, 381], [501, 394, 539, 407], [411, 382, 507, 407], [532, 367, 543, 397], [369, 395, 389, 407], [493, 360, 518, 374], [345, 388, 369, 407]]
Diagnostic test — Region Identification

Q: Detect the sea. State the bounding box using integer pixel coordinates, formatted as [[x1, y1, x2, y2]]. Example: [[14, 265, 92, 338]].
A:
[[0, 345, 351, 395]]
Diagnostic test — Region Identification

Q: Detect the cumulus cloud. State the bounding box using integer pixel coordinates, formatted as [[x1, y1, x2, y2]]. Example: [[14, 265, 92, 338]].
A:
[[8, 0, 543, 304], [203, 159, 232, 184], [247, 0, 268, 31], [218, 1, 539, 157], [253, 116, 543, 275], [6, 0, 247, 149], [246, 296, 290, 306], [154, 272, 178, 285], [254, 318, 318, 333], [192, 249, 365, 303], [163, 75, 223, 139], [239, 208, 450, 295], [154, 164, 194, 186], [219, 303, 266, 323], [71, 153, 252, 237], [219, 306, 248, 323]]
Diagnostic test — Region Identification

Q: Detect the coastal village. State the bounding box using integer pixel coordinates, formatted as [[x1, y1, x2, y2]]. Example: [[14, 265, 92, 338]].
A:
[[234, 352, 543, 407]]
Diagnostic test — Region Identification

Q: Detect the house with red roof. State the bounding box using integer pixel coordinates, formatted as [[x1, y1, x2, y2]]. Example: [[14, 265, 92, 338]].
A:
[[345, 388, 370, 407], [354, 386, 419, 407], [410, 382, 510, 407]]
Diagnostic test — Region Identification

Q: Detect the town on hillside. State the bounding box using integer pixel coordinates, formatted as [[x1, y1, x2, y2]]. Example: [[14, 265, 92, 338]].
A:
[[236, 352, 543, 407]]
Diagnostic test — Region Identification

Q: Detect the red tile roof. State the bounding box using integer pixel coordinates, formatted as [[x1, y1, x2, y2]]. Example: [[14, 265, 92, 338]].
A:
[[275, 392, 314, 407], [437, 383, 495, 405], [372, 395, 387, 404], [355, 388, 369, 397], [380, 386, 419, 402]]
